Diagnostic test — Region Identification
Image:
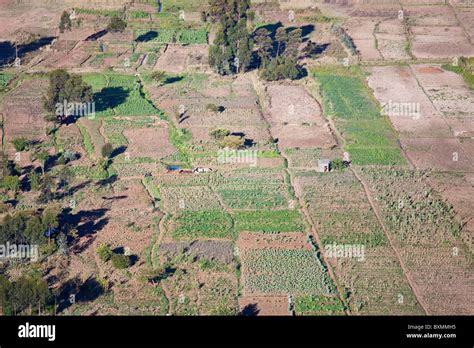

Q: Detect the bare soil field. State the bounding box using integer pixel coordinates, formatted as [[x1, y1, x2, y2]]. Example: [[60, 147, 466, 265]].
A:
[[123, 126, 175, 160], [263, 83, 336, 149], [1, 78, 48, 155], [236, 232, 310, 251], [154, 45, 208, 74], [238, 295, 289, 316], [367, 64, 474, 171]]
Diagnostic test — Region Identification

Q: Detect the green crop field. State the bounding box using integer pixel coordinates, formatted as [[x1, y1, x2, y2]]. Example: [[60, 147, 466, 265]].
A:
[[233, 210, 306, 233], [168, 209, 234, 240], [83, 73, 159, 117], [243, 249, 334, 295], [294, 295, 346, 315], [312, 68, 405, 165]]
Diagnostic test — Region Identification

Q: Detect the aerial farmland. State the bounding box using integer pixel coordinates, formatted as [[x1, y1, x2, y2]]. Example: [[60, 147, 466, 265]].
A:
[[0, 0, 472, 321]]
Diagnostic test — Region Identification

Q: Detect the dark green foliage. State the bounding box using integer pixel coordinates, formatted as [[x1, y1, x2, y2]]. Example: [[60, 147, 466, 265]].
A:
[[208, 0, 253, 75], [257, 27, 304, 81], [59, 11, 72, 33], [27, 171, 41, 191], [0, 274, 52, 315], [43, 69, 93, 118], [101, 143, 114, 159]]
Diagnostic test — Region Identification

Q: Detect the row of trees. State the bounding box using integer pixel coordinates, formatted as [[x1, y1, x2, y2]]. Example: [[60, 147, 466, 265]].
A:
[[254, 26, 304, 81], [0, 274, 52, 315], [208, 0, 304, 80], [0, 207, 60, 246], [208, 0, 254, 75]]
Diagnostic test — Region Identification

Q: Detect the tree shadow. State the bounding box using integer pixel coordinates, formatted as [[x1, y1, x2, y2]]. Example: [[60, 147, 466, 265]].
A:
[[95, 174, 118, 188], [163, 75, 184, 85], [110, 145, 127, 159], [85, 30, 108, 42], [302, 42, 330, 58], [240, 303, 260, 316], [135, 30, 158, 43], [0, 37, 55, 66], [93, 87, 129, 112]]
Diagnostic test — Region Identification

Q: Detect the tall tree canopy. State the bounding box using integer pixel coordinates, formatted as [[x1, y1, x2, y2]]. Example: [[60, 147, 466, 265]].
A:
[[208, 0, 253, 75]]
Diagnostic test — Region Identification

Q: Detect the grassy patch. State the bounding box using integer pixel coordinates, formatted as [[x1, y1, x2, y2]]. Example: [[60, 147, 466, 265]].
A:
[[83, 73, 159, 117], [233, 210, 305, 233], [294, 295, 345, 315], [76, 123, 95, 156], [170, 209, 234, 240], [312, 67, 404, 165]]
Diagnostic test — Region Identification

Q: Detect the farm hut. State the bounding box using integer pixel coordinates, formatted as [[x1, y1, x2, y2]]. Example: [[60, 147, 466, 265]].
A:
[[318, 159, 330, 173], [193, 167, 213, 174]]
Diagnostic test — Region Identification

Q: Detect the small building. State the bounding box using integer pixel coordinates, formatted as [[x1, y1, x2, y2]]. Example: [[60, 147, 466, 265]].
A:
[[193, 167, 213, 174], [318, 159, 330, 173]]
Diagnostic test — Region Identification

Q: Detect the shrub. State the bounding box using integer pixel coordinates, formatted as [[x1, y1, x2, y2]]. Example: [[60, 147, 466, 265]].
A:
[[150, 71, 166, 84], [218, 135, 245, 149], [206, 103, 219, 113], [28, 171, 41, 191], [331, 158, 346, 171], [209, 128, 230, 140], [96, 244, 113, 262], [2, 176, 20, 193], [111, 253, 130, 269], [11, 137, 30, 152]]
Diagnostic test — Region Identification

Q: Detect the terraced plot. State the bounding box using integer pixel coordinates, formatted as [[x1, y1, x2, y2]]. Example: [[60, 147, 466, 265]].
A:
[[294, 170, 423, 315], [313, 67, 405, 165]]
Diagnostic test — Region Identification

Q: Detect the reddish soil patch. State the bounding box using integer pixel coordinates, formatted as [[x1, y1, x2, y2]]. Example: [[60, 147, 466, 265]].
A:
[[1, 78, 48, 156], [265, 84, 336, 149], [123, 127, 175, 160], [239, 296, 289, 316], [236, 232, 309, 251], [154, 45, 208, 74]]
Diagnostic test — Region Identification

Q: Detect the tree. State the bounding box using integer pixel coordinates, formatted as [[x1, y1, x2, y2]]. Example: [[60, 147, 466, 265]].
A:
[[28, 171, 41, 191], [59, 11, 72, 33], [43, 69, 93, 121], [2, 175, 20, 194], [33, 150, 49, 175], [37, 174, 55, 204], [24, 216, 45, 244], [208, 0, 253, 75], [96, 244, 113, 262], [42, 206, 59, 231], [275, 27, 287, 57], [11, 137, 29, 152], [150, 71, 166, 85], [57, 166, 72, 191], [101, 143, 114, 159], [254, 28, 273, 68], [111, 253, 130, 269], [284, 28, 302, 60], [107, 16, 127, 33]]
